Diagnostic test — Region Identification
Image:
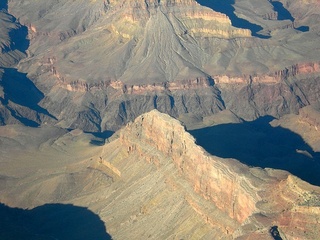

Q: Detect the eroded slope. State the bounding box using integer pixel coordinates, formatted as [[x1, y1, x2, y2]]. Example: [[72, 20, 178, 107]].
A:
[[1, 110, 319, 239], [0, 0, 318, 130]]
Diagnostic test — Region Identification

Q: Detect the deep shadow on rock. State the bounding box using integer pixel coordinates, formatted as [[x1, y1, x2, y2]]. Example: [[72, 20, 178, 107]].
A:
[[0, 203, 113, 240], [270, 226, 283, 240], [195, 0, 270, 38], [0, 68, 56, 126], [88, 130, 115, 146], [189, 116, 320, 186], [0, 1, 7, 11], [270, 1, 309, 32], [270, 1, 294, 21], [9, 23, 30, 53], [1, 0, 29, 53]]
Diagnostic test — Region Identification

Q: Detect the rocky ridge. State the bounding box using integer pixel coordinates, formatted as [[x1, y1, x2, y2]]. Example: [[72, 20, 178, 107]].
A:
[[118, 110, 320, 239], [3, 0, 319, 130], [1, 110, 319, 239], [298, 105, 320, 131], [32, 60, 319, 131], [0, 0, 319, 238], [14, 0, 320, 84], [111, 111, 320, 239]]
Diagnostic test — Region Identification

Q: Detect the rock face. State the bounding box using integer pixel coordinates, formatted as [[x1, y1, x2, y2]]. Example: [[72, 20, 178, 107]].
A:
[[1, 110, 319, 239], [10, 0, 250, 84], [120, 110, 259, 224], [1, 1, 319, 238], [0, 9, 27, 66], [0, 0, 318, 130], [119, 110, 320, 239], [0, 5, 49, 126]]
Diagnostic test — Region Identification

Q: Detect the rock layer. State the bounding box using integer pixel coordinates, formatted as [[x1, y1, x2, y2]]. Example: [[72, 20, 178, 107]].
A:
[[120, 110, 320, 239], [1, 110, 319, 239], [1, 0, 320, 131]]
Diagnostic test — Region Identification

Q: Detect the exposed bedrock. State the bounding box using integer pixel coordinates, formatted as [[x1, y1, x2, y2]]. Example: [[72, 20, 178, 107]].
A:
[[29, 75, 221, 131], [1, 0, 320, 131], [2, 59, 319, 131], [34, 70, 319, 132], [118, 110, 320, 239]]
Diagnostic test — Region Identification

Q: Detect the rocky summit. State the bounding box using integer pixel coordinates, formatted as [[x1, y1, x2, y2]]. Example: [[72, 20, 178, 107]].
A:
[[0, 0, 320, 239], [0, 110, 319, 239]]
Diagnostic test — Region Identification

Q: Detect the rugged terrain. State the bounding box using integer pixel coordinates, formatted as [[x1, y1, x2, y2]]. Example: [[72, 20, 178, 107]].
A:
[[0, 110, 319, 239], [0, 0, 320, 239], [0, 0, 319, 130]]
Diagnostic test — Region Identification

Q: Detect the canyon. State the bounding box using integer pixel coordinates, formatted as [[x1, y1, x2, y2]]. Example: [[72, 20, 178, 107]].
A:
[[0, 110, 319, 239], [0, 0, 319, 130], [0, 0, 320, 239]]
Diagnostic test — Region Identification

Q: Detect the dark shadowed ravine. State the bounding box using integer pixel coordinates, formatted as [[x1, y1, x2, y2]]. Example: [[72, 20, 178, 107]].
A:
[[195, 0, 269, 38], [0, 203, 113, 240], [269, 0, 309, 32], [0, 68, 57, 126], [0, 1, 7, 11], [189, 116, 320, 186]]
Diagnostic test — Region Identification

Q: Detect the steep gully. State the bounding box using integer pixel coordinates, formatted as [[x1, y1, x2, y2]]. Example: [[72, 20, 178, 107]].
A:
[[0, 68, 57, 126], [0, 1, 56, 126], [190, 115, 320, 186]]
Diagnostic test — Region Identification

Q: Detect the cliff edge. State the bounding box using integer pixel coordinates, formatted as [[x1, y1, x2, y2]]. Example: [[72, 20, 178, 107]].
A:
[[117, 110, 320, 239], [0, 110, 319, 239]]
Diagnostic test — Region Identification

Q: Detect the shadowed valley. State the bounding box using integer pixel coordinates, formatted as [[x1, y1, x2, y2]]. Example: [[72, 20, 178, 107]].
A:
[[0, 203, 112, 240], [190, 116, 320, 186]]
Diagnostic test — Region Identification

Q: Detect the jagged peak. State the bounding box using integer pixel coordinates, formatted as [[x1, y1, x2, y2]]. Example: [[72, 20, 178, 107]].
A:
[[119, 110, 320, 232]]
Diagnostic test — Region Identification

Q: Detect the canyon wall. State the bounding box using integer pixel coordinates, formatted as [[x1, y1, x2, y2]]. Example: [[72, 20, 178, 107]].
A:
[[117, 110, 320, 238], [299, 105, 320, 130], [2, 57, 320, 131], [120, 110, 259, 224], [38, 62, 319, 131], [1, 110, 319, 239], [1, 0, 319, 131]]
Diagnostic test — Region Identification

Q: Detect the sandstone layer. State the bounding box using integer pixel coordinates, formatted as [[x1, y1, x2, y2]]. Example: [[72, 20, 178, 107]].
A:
[[0, 0, 318, 130], [0, 1, 319, 239], [0, 110, 319, 239]]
